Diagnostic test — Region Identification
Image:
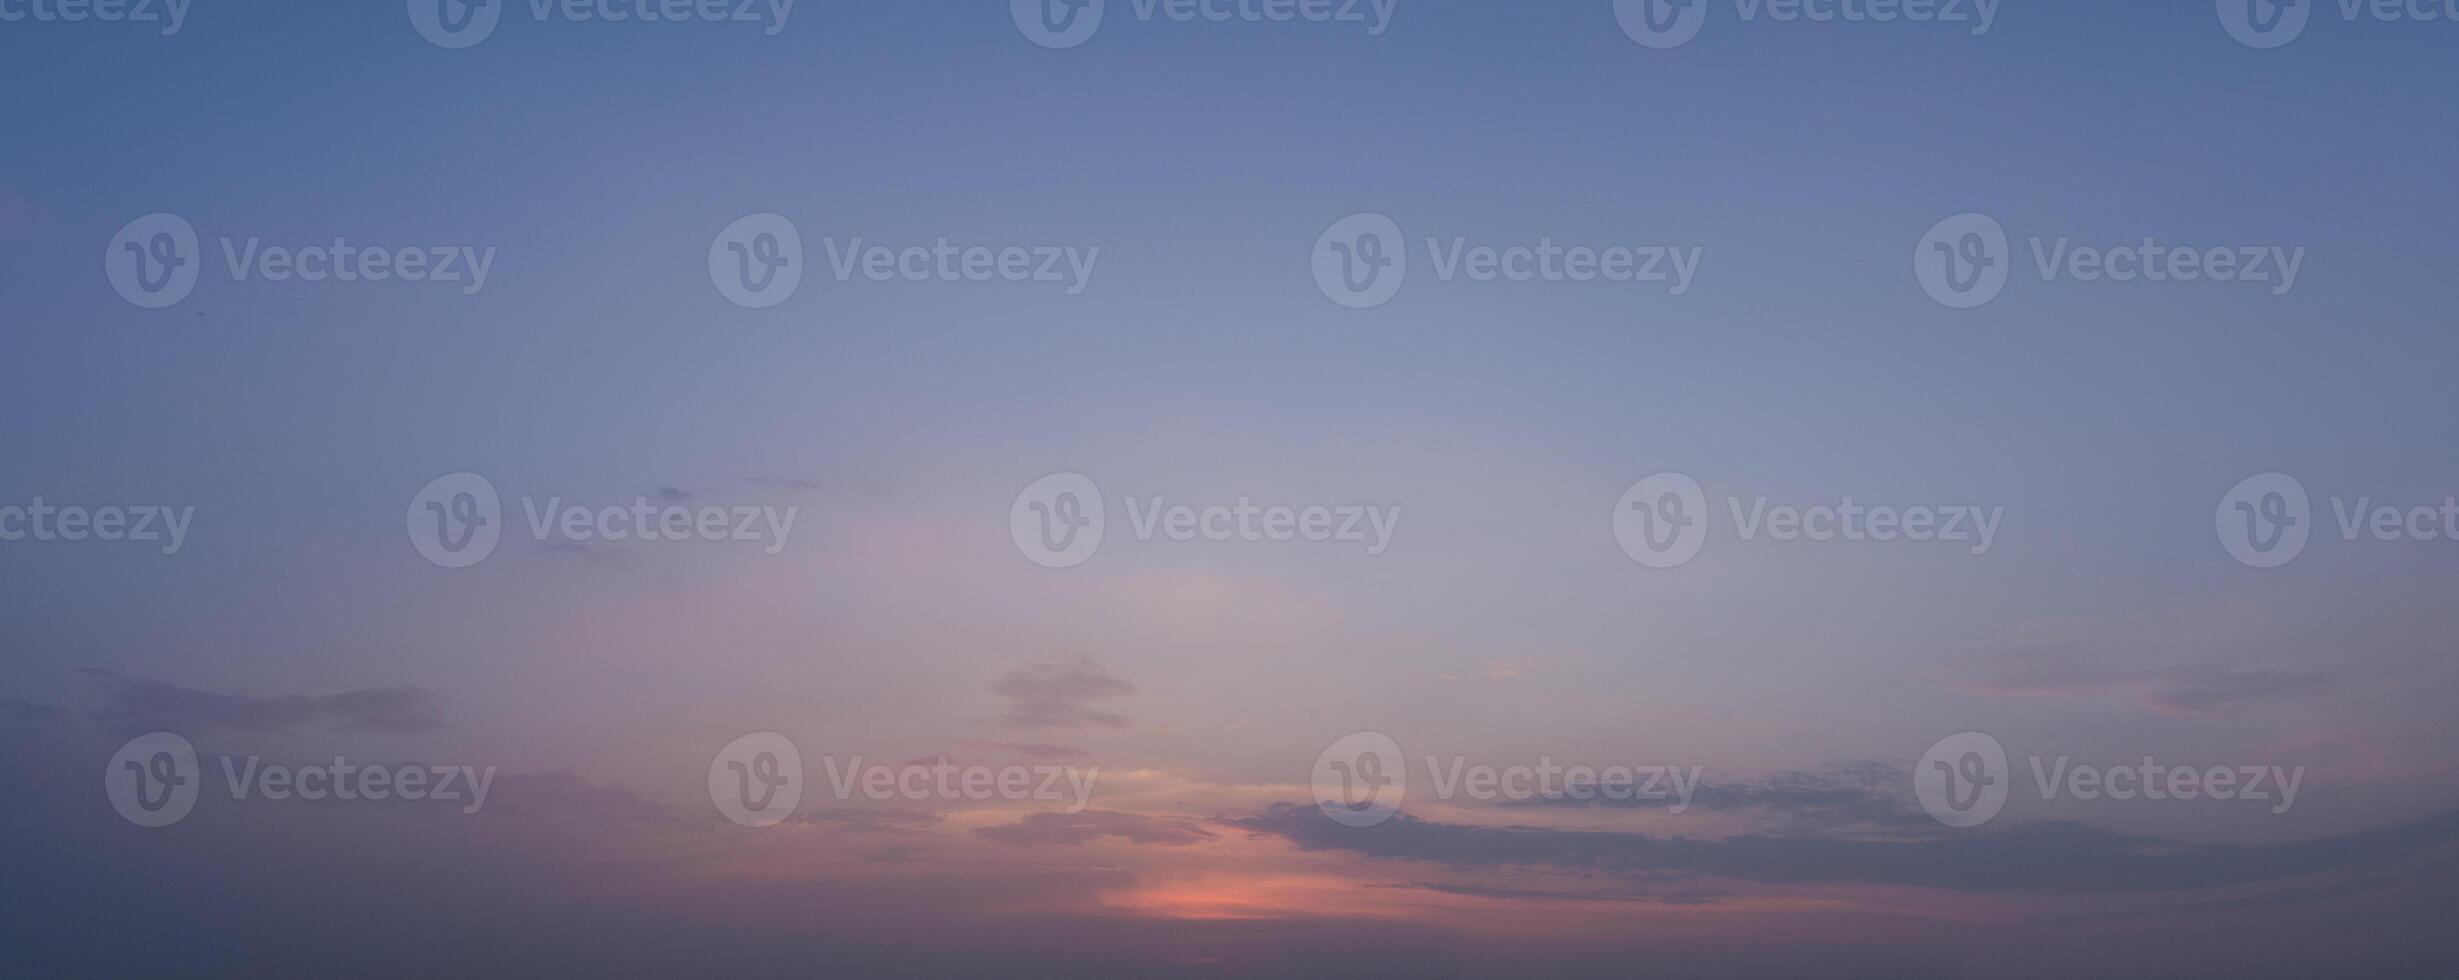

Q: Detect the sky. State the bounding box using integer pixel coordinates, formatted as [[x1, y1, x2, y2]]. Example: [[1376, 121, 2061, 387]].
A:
[[4, 1, 2459, 977]]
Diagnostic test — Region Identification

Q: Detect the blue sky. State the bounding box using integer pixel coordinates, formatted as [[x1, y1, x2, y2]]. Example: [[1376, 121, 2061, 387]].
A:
[[5, 2, 2459, 976]]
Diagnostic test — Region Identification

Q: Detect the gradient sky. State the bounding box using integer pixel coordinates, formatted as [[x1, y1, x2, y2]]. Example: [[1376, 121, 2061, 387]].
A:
[[5, 2, 2459, 977]]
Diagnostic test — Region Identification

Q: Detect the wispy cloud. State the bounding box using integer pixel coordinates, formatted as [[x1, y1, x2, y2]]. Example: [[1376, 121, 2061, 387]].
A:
[[993, 657, 1137, 731], [1236, 803, 2459, 897], [75, 668, 447, 735], [976, 810, 1219, 847]]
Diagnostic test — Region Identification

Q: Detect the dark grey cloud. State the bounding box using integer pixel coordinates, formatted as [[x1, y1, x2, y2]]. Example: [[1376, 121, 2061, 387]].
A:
[[960, 741, 1092, 760], [75, 668, 447, 735], [1233, 803, 2459, 896], [1959, 651, 2331, 714], [974, 810, 1218, 848], [1508, 762, 1932, 836], [991, 658, 1136, 731], [797, 808, 945, 834]]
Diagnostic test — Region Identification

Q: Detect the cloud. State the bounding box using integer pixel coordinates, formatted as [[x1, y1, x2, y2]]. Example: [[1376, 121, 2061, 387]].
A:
[[1507, 762, 1931, 836], [1949, 608, 2333, 715], [975, 810, 1219, 848], [1234, 803, 2459, 897], [75, 668, 447, 735], [961, 741, 1092, 760], [992, 657, 1137, 731], [798, 809, 944, 834]]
